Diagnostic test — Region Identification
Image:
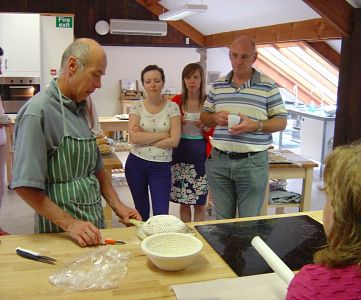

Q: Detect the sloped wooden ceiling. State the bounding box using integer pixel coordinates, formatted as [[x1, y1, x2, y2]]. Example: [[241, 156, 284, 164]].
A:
[[303, 0, 353, 37], [137, 0, 351, 106], [136, 0, 352, 45]]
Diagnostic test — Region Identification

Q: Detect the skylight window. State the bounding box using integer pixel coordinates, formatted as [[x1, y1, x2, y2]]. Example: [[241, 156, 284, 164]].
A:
[[254, 42, 339, 106]]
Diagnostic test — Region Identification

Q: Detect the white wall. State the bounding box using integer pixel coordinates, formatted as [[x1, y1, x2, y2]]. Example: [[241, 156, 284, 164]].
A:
[[207, 47, 231, 78], [40, 15, 74, 88], [92, 46, 200, 116], [205, 47, 231, 92]]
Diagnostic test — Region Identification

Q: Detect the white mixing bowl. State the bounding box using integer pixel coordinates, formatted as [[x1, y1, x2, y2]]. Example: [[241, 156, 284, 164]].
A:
[[141, 232, 203, 271]]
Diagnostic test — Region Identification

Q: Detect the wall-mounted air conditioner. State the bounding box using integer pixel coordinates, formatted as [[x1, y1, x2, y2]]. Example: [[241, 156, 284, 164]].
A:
[[109, 19, 167, 36]]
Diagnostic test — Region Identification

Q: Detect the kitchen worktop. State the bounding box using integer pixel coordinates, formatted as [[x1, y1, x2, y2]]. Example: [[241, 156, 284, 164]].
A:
[[286, 105, 336, 121], [0, 211, 323, 299]]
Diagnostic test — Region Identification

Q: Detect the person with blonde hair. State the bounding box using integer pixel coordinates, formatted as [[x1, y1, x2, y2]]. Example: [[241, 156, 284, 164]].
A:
[[286, 142, 361, 299]]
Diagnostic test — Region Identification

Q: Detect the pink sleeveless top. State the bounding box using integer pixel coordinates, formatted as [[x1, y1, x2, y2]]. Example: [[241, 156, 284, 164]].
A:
[[286, 264, 361, 300]]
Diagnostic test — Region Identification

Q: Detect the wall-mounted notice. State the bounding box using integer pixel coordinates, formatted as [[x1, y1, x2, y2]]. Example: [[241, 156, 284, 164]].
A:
[[56, 16, 73, 28]]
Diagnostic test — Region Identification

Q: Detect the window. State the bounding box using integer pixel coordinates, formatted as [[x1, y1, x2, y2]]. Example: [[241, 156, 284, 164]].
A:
[[254, 42, 338, 106]]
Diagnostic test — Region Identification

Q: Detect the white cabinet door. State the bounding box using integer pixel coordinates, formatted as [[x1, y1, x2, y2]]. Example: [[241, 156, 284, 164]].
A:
[[0, 15, 3, 75], [0, 15, 2, 50], [300, 116, 323, 162], [1, 13, 40, 77], [300, 116, 335, 163]]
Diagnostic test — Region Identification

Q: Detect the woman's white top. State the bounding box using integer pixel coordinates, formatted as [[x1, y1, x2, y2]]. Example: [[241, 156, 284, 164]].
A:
[[129, 100, 180, 162]]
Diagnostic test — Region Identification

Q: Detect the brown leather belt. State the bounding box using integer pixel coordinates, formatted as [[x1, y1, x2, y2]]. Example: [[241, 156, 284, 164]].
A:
[[214, 148, 258, 159]]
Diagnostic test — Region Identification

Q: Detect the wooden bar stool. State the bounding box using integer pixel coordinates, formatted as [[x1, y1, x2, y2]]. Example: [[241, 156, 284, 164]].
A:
[[102, 152, 123, 228]]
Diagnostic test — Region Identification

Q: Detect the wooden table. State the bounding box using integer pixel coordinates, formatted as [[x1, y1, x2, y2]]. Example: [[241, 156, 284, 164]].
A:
[[0, 211, 322, 300], [4, 116, 129, 183], [261, 150, 319, 215], [99, 116, 128, 132]]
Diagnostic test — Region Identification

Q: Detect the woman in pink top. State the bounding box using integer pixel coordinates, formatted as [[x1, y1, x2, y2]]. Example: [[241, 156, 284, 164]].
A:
[[286, 142, 361, 300]]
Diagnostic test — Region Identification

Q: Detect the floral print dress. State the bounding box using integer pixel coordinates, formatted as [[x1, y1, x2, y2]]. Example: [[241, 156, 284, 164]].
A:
[[170, 112, 208, 205]]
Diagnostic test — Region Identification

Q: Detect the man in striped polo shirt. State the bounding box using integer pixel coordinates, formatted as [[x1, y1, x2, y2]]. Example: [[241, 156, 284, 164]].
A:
[[201, 36, 287, 219]]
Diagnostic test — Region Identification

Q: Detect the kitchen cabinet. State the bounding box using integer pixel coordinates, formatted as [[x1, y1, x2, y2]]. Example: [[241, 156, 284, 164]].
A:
[[0, 13, 40, 77], [300, 117, 323, 161], [293, 109, 335, 177], [300, 116, 334, 162]]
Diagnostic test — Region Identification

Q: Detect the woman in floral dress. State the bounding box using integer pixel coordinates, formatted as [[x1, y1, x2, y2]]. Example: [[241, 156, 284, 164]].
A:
[[171, 63, 212, 222]]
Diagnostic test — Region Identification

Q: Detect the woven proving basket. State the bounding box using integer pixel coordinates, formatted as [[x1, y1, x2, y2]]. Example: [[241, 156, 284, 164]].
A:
[[142, 215, 188, 236], [130, 215, 195, 239], [141, 233, 203, 271]]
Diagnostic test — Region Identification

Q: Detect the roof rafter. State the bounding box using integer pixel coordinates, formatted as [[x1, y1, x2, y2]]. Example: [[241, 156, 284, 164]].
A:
[[305, 41, 340, 68], [205, 18, 341, 48], [302, 0, 353, 37]]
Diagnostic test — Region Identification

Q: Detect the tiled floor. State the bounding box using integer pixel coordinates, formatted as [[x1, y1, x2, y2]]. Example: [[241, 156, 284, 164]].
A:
[[0, 138, 326, 235]]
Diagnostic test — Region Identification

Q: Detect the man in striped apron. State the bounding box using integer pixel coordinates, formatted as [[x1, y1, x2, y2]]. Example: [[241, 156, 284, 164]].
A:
[[12, 39, 141, 247]]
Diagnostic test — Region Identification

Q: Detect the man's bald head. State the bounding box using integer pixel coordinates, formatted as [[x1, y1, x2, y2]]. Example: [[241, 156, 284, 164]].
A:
[[228, 36, 257, 78], [230, 36, 256, 54], [60, 38, 105, 74], [57, 38, 107, 102]]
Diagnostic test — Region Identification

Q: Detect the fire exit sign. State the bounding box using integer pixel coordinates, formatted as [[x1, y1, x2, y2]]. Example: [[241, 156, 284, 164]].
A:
[[56, 16, 73, 28]]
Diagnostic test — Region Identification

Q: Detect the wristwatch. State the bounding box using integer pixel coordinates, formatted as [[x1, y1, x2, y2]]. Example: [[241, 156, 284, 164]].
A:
[[256, 121, 263, 132]]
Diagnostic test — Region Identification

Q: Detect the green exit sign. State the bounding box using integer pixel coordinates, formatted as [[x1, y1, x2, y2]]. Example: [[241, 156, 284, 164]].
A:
[[56, 16, 73, 28]]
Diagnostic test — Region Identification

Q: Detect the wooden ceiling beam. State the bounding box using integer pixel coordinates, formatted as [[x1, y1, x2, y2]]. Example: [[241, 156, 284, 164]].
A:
[[205, 18, 341, 48], [135, 0, 205, 47], [302, 0, 353, 37], [305, 41, 340, 68]]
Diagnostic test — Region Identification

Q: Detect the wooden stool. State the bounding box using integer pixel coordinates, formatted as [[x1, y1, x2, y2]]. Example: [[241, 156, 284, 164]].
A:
[[102, 152, 123, 228]]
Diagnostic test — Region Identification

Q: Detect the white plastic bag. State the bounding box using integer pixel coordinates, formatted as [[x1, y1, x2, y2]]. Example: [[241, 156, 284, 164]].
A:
[[49, 245, 129, 291]]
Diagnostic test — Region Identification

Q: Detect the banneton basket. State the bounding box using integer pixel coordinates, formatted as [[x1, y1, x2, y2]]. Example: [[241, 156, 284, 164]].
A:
[[130, 215, 195, 239], [142, 215, 188, 235], [141, 232, 203, 271]]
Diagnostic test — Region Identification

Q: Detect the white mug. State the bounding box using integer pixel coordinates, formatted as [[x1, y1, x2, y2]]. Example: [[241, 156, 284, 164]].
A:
[[0, 114, 9, 125], [184, 112, 200, 121], [228, 114, 241, 128]]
